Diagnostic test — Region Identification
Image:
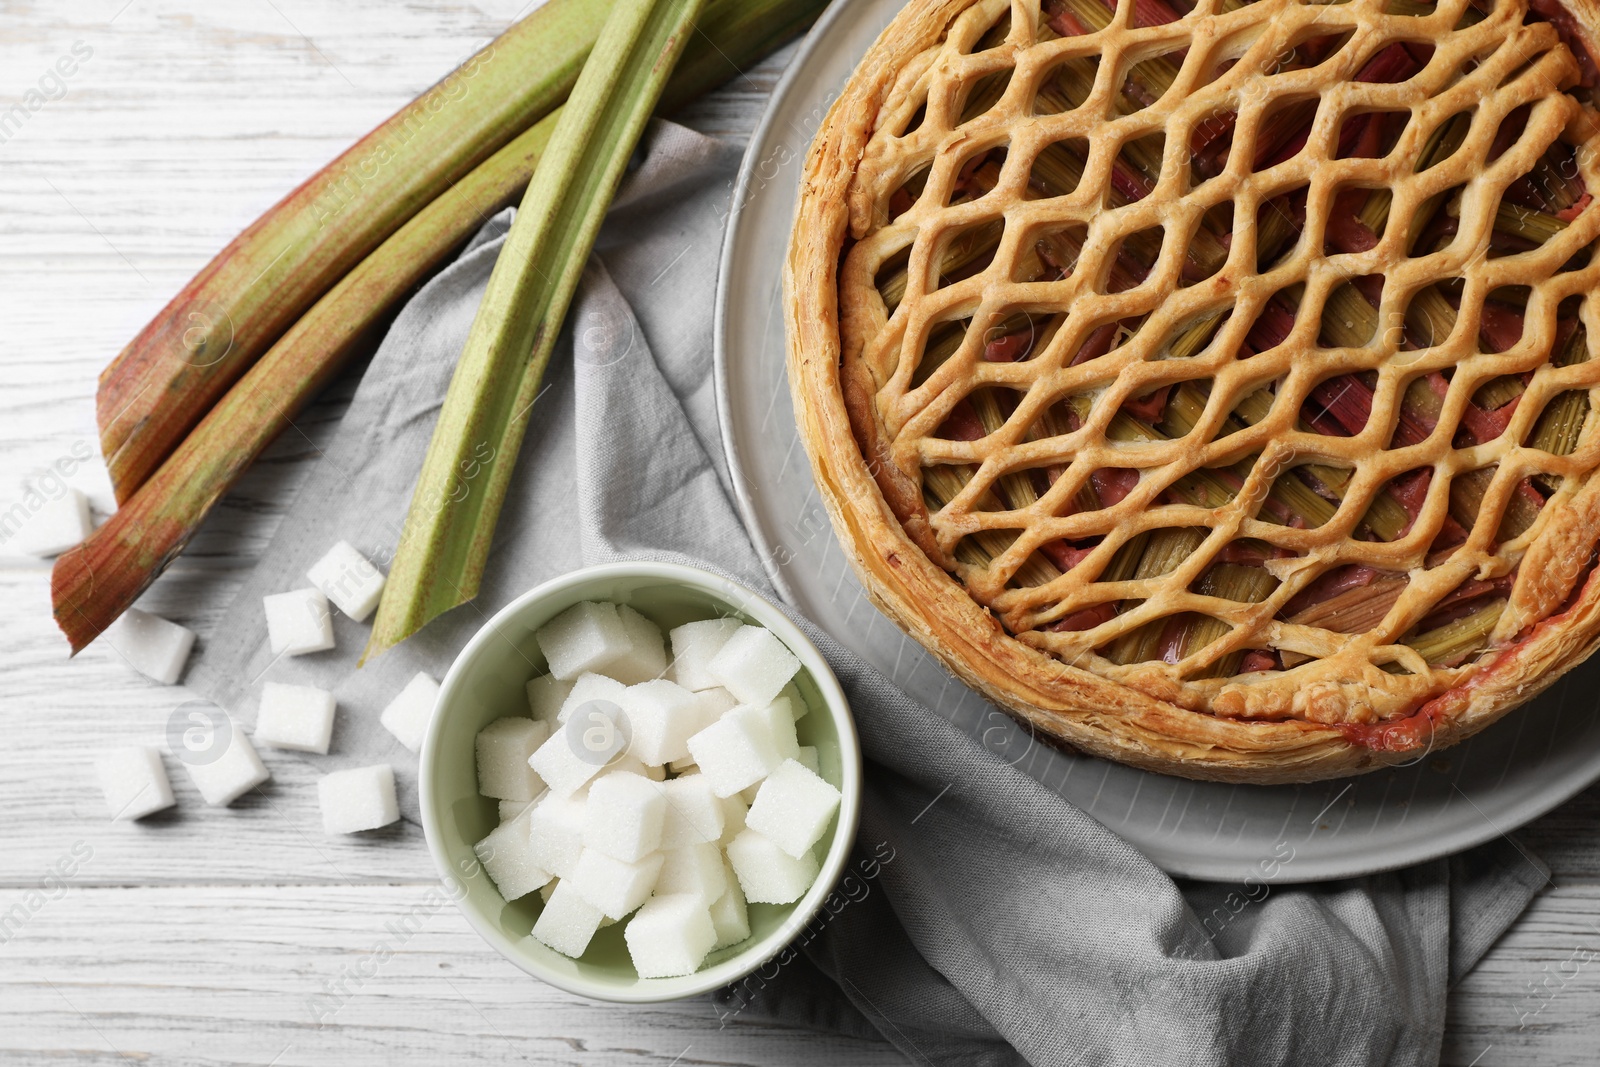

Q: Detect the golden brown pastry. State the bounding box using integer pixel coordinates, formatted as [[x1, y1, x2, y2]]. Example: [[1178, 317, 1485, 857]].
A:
[[786, 0, 1600, 781]]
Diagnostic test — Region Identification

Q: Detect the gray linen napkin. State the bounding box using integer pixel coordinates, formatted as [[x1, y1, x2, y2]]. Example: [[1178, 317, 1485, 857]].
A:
[[184, 119, 1549, 1066]]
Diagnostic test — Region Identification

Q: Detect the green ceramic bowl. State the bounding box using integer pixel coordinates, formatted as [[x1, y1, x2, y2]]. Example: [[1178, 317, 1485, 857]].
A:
[[420, 561, 863, 1002]]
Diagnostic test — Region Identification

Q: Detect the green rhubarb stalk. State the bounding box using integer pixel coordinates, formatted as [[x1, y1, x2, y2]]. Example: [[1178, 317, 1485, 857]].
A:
[[96, 0, 614, 505], [52, 0, 823, 654], [366, 0, 708, 658]]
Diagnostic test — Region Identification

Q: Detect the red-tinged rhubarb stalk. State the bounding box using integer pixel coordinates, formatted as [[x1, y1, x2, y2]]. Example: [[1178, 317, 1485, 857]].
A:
[[51, 0, 825, 654], [96, 0, 614, 505], [367, 0, 709, 657]]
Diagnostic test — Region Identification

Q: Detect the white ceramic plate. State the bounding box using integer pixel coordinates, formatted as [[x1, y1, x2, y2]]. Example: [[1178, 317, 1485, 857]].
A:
[[712, 0, 1600, 882]]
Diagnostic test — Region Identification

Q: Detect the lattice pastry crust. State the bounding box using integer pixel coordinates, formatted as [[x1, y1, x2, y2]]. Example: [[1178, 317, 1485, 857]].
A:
[[787, 0, 1600, 780]]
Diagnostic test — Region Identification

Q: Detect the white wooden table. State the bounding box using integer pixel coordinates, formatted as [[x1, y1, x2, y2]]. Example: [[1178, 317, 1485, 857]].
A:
[[1, 3, 1597, 1063]]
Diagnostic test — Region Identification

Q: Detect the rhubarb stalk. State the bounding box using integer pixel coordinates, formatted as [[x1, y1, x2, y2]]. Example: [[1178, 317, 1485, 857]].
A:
[[96, 0, 614, 504], [366, 0, 709, 658]]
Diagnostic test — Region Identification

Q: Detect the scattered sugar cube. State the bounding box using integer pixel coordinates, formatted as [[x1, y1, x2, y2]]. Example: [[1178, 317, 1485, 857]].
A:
[[263, 588, 335, 657], [598, 605, 668, 685], [727, 828, 819, 904], [708, 626, 800, 706], [528, 791, 587, 879], [709, 865, 750, 949], [474, 807, 552, 900], [499, 798, 538, 823], [104, 608, 195, 685], [380, 671, 440, 753], [529, 717, 613, 797], [620, 678, 702, 766], [556, 672, 629, 724], [305, 540, 386, 622], [584, 772, 666, 862], [531, 879, 605, 958], [797, 746, 820, 775], [686, 704, 783, 797], [655, 842, 727, 904], [184, 729, 270, 807], [780, 681, 809, 720], [667, 756, 698, 775], [667, 618, 743, 691], [476, 717, 548, 801], [746, 759, 842, 858], [660, 774, 723, 848], [570, 847, 664, 919], [318, 764, 399, 833], [95, 746, 174, 821], [720, 793, 748, 845], [755, 698, 801, 763], [253, 682, 336, 754], [11, 487, 91, 556], [537, 601, 630, 680], [525, 674, 574, 723], [626, 893, 717, 978]]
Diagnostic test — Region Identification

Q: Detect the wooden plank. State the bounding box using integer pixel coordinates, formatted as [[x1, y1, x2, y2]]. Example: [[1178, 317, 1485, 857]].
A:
[[1444, 887, 1600, 1066], [0, 883, 904, 1066]]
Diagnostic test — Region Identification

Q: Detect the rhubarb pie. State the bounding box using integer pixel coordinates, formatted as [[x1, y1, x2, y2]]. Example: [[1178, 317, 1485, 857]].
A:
[[787, 0, 1600, 780]]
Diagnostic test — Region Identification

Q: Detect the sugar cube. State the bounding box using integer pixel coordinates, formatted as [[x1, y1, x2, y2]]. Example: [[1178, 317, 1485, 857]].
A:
[[780, 681, 810, 719], [727, 829, 820, 904], [263, 588, 335, 657], [659, 774, 723, 847], [476, 717, 548, 801], [606, 752, 665, 781], [755, 698, 801, 762], [584, 772, 666, 861], [797, 745, 820, 775], [253, 682, 336, 754], [690, 687, 738, 729], [556, 672, 628, 724], [305, 540, 386, 622], [740, 782, 762, 806], [11, 486, 91, 557], [94, 746, 175, 821], [746, 759, 842, 858], [473, 807, 551, 900], [709, 866, 750, 949], [499, 798, 538, 823], [654, 842, 727, 904], [525, 674, 574, 723], [104, 608, 195, 685], [318, 764, 399, 833], [667, 757, 698, 775], [531, 879, 605, 958], [381, 671, 440, 753], [570, 847, 664, 919], [707, 626, 800, 706], [528, 791, 587, 879], [686, 704, 782, 797], [536, 601, 630, 681], [598, 605, 668, 685], [625, 893, 717, 978], [667, 618, 743, 691], [619, 678, 702, 766], [184, 729, 270, 807], [529, 718, 613, 797], [720, 792, 748, 845]]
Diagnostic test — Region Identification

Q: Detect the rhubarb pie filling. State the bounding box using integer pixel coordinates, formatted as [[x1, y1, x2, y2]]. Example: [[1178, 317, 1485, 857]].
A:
[[788, 0, 1600, 779]]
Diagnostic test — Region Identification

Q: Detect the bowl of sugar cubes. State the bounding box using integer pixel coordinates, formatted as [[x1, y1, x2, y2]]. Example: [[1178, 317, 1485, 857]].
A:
[[419, 560, 862, 1002]]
